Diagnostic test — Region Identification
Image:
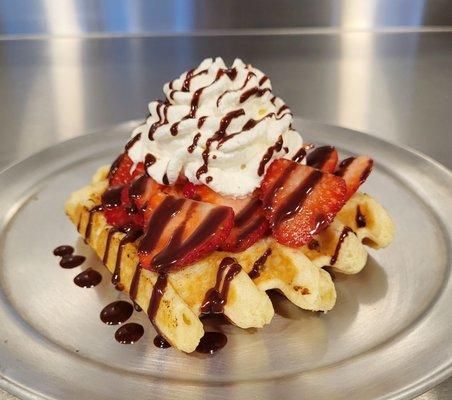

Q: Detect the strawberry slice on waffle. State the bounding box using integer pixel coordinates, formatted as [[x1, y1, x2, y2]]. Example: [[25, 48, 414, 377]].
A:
[[260, 159, 347, 247], [335, 156, 373, 201]]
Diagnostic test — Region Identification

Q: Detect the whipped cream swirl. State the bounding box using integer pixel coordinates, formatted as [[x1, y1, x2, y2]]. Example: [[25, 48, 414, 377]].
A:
[[127, 57, 303, 197]]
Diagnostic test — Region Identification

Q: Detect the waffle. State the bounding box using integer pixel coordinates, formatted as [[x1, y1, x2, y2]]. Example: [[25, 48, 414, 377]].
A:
[[65, 166, 394, 352]]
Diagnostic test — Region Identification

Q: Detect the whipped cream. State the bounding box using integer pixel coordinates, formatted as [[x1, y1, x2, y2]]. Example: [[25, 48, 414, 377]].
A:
[[126, 57, 304, 197]]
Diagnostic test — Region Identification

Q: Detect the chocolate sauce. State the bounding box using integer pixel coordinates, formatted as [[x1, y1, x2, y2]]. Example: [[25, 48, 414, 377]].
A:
[[187, 133, 201, 153], [306, 146, 335, 170], [85, 205, 103, 241], [258, 135, 283, 176], [196, 108, 245, 179], [277, 104, 289, 115], [139, 196, 186, 254], [152, 207, 232, 272], [111, 226, 143, 285], [291, 147, 307, 163], [73, 268, 102, 288], [196, 332, 227, 354], [129, 175, 148, 199], [53, 245, 74, 257], [330, 226, 353, 265], [355, 205, 366, 228], [147, 274, 168, 323], [129, 263, 142, 302], [259, 75, 268, 86], [236, 216, 267, 246], [115, 323, 144, 344], [262, 162, 297, 209], [162, 173, 170, 185], [108, 154, 124, 180], [197, 116, 207, 128], [234, 198, 262, 227], [181, 68, 208, 92], [125, 133, 142, 151], [217, 71, 256, 106], [335, 157, 355, 177], [134, 302, 142, 312], [148, 102, 169, 140], [308, 239, 320, 250], [60, 254, 85, 269], [154, 335, 171, 348], [145, 153, 156, 168], [102, 186, 123, 208], [100, 301, 134, 325], [239, 87, 271, 103], [103, 227, 119, 264], [273, 170, 323, 227], [248, 248, 272, 279], [201, 257, 242, 315]]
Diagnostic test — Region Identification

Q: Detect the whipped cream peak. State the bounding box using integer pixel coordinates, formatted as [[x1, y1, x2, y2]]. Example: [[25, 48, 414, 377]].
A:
[[126, 57, 303, 197]]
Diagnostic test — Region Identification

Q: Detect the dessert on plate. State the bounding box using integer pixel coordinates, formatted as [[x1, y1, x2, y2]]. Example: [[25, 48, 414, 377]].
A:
[[65, 57, 395, 353]]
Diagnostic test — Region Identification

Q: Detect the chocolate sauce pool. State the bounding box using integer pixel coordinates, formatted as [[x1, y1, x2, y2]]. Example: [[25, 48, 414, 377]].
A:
[[53, 245, 74, 256], [196, 332, 228, 354], [115, 323, 144, 344], [74, 268, 102, 288], [100, 301, 134, 325], [154, 335, 171, 348], [59, 254, 86, 269]]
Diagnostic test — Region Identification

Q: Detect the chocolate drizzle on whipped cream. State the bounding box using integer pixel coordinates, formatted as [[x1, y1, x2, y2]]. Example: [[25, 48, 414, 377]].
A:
[[125, 57, 303, 197]]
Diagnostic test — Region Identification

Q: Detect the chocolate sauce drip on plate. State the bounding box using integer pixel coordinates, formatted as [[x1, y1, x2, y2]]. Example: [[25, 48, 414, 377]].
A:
[[201, 257, 242, 315], [111, 226, 143, 285], [273, 170, 323, 227], [330, 226, 353, 265], [258, 135, 283, 176], [53, 245, 74, 257], [154, 335, 171, 348], [196, 332, 227, 354], [306, 146, 335, 170], [248, 248, 272, 279], [115, 323, 144, 344], [60, 254, 85, 269], [74, 268, 102, 288], [100, 301, 134, 325], [355, 205, 367, 228]]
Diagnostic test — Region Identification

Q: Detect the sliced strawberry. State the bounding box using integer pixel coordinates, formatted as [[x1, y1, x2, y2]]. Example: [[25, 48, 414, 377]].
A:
[[260, 159, 347, 247], [108, 153, 144, 186], [138, 193, 234, 272], [185, 184, 269, 252], [306, 146, 338, 173], [335, 156, 373, 201]]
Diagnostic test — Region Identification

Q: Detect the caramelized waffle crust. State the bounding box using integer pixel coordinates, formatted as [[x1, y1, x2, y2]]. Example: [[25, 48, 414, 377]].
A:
[[65, 166, 395, 352]]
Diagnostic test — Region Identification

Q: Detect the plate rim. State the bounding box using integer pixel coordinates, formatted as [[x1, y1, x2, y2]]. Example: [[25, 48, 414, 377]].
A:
[[0, 118, 451, 400]]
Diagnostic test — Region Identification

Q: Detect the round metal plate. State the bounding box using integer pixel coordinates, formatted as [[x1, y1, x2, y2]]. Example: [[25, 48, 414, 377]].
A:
[[0, 119, 451, 400]]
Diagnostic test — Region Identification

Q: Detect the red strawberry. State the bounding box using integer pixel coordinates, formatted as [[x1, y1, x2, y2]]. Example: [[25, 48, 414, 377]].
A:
[[108, 153, 144, 186], [260, 159, 347, 247], [335, 156, 373, 201], [306, 146, 338, 173], [138, 192, 234, 272], [185, 184, 269, 252], [102, 185, 144, 228]]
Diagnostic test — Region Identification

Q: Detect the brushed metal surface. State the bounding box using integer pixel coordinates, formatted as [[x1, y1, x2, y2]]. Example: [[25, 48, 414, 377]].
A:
[[0, 119, 450, 400], [1, 0, 451, 37]]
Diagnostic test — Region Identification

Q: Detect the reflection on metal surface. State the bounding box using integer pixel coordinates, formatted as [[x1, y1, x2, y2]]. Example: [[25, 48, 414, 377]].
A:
[[0, 0, 450, 37]]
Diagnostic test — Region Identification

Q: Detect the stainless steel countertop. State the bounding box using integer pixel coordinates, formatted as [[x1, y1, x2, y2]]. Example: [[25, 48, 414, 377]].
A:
[[0, 31, 451, 399]]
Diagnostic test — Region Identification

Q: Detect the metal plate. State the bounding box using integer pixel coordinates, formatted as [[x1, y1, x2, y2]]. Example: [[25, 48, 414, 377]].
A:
[[0, 119, 450, 400]]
